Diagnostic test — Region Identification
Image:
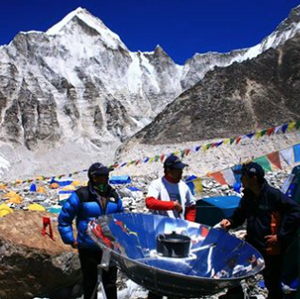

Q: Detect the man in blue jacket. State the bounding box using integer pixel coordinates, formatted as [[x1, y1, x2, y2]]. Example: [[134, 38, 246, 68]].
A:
[[221, 162, 300, 299], [58, 162, 124, 299]]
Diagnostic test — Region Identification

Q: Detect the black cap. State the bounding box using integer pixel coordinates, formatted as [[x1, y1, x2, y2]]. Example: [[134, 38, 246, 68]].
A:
[[88, 162, 111, 179], [234, 162, 265, 178], [164, 154, 188, 170]]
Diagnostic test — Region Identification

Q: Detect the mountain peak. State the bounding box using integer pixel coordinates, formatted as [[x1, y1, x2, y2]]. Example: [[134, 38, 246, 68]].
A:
[[46, 7, 127, 50], [46, 7, 91, 35]]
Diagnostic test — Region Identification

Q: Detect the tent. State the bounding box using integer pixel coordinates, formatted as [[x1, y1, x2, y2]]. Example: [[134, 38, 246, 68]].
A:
[[27, 203, 46, 211], [195, 196, 241, 226], [127, 186, 142, 192], [109, 175, 131, 185], [47, 205, 62, 214], [0, 203, 13, 217], [58, 190, 74, 204], [50, 177, 73, 187]]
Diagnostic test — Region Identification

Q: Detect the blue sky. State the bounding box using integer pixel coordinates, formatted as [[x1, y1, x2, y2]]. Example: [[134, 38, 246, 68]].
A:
[[0, 0, 299, 64]]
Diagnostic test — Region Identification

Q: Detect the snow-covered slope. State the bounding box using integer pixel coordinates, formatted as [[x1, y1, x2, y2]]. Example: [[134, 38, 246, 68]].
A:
[[181, 5, 300, 89]]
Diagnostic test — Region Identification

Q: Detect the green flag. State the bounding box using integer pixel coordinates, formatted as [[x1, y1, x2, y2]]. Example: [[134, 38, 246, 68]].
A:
[[253, 156, 272, 172]]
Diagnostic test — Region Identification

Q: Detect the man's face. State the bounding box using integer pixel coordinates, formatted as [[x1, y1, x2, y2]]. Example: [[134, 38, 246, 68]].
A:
[[92, 175, 108, 185], [241, 173, 255, 189], [168, 168, 183, 182]]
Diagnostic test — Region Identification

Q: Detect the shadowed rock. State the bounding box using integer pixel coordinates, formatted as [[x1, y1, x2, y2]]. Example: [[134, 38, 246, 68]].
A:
[[0, 211, 82, 299]]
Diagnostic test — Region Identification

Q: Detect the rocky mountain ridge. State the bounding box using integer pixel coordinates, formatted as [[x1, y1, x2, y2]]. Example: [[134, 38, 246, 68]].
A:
[[123, 32, 300, 147]]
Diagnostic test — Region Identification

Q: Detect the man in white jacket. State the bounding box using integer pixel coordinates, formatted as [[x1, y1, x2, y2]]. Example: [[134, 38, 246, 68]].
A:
[[145, 154, 196, 299]]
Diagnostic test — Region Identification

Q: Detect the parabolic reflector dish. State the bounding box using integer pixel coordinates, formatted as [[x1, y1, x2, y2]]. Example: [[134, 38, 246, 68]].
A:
[[88, 213, 264, 297]]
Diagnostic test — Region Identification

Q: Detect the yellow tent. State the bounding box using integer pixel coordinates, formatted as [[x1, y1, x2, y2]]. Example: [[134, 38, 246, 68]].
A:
[[37, 186, 47, 194], [6, 194, 23, 204], [50, 182, 59, 189], [27, 203, 46, 211], [0, 203, 13, 217], [4, 191, 18, 198], [0, 184, 7, 190]]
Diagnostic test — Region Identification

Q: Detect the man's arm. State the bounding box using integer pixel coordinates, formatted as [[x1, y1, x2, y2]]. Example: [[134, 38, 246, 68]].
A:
[[146, 196, 176, 210], [145, 180, 182, 212], [58, 192, 80, 246], [184, 185, 196, 222], [221, 197, 246, 230]]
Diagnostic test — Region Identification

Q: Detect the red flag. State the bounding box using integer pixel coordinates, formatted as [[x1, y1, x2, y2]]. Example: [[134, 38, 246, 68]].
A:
[[185, 149, 191, 156], [267, 127, 275, 136], [235, 137, 242, 144], [267, 152, 282, 170], [209, 172, 227, 185]]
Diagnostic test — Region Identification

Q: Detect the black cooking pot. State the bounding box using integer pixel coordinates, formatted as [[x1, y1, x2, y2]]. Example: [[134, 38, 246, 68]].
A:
[[156, 231, 191, 258]]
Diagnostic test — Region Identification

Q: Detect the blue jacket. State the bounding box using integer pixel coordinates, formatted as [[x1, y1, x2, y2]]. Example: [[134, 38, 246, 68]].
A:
[[58, 182, 124, 251]]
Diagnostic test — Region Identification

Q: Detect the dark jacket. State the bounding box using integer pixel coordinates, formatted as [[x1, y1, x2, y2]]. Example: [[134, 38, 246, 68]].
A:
[[58, 182, 124, 251], [228, 181, 300, 253]]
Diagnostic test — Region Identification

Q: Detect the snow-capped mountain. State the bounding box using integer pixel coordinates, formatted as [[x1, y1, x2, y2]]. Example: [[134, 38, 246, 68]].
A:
[[0, 8, 182, 151], [0, 5, 300, 154]]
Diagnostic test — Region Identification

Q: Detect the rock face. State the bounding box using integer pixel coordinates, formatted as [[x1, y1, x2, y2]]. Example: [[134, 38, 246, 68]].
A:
[[125, 32, 300, 146], [0, 211, 81, 299], [0, 6, 300, 153]]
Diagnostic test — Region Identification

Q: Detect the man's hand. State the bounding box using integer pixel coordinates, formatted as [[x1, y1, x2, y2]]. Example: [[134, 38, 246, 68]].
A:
[[71, 241, 78, 249], [173, 201, 183, 213], [264, 234, 278, 246], [220, 219, 231, 230]]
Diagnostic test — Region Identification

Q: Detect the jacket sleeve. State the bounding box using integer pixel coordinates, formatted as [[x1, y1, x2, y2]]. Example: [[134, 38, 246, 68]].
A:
[[145, 196, 175, 210], [228, 197, 246, 229], [185, 206, 196, 222], [58, 192, 81, 245], [146, 180, 175, 211], [276, 191, 300, 244], [184, 184, 196, 221]]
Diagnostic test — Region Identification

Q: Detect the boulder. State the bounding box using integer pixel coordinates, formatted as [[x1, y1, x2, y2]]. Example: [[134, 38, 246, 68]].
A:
[[0, 211, 82, 299]]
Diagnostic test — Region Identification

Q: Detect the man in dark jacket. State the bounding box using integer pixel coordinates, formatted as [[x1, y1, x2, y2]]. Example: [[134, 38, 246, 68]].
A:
[[220, 162, 300, 299], [58, 162, 124, 299]]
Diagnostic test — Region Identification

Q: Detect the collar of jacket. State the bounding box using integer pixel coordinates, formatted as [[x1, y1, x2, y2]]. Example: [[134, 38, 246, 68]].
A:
[[88, 181, 113, 198]]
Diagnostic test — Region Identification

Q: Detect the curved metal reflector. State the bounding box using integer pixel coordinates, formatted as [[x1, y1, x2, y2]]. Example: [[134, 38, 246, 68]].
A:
[[88, 213, 264, 297]]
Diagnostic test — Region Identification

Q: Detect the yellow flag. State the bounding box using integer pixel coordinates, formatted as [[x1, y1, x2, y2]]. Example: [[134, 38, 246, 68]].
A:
[[193, 178, 202, 194], [255, 132, 262, 139], [288, 121, 296, 132]]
